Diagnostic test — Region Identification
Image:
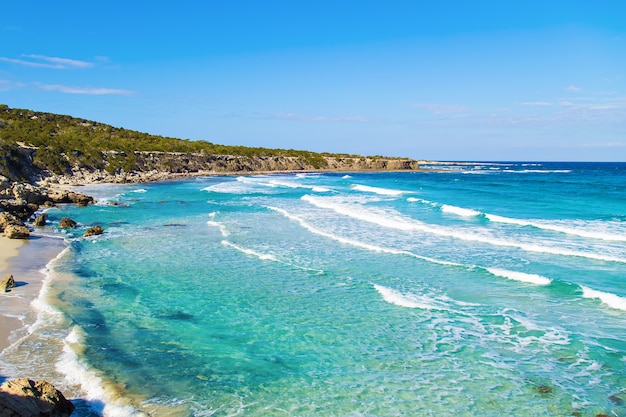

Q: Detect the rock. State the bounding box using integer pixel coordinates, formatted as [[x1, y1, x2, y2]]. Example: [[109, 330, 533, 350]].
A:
[[46, 191, 93, 207], [0, 378, 75, 417], [11, 184, 48, 206], [34, 214, 47, 227], [0, 212, 21, 232], [58, 218, 77, 229], [83, 226, 104, 237], [4, 224, 30, 239], [1, 274, 15, 292]]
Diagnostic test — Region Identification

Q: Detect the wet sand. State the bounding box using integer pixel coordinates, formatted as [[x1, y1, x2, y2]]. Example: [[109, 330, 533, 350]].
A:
[[0, 236, 67, 352]]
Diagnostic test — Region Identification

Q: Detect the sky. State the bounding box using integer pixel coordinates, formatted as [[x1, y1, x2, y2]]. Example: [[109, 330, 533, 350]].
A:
[[1, 1, 625, 161]]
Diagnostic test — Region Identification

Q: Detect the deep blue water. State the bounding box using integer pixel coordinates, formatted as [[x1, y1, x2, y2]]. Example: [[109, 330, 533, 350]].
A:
[[3, 162, 626, 416]]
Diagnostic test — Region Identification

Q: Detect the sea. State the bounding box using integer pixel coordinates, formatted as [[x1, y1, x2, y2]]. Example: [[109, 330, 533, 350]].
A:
[[1, 161, 625, 416]]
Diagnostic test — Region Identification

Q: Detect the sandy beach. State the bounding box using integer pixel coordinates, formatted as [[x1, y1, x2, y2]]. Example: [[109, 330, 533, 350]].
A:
[[0, 236, 67, 352], [0, 238, 25, 351]]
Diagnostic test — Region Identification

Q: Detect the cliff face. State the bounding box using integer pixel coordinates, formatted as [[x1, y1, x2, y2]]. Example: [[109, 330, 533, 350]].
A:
[[43, 150, 420, 185]]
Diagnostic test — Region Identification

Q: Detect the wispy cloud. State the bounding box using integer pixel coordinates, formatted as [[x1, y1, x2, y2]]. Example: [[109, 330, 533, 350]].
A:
[[0, 79, 25, 91], [264, 112, 369, 123], [566, 85, 583, 92], [36, 82, 134, 96], [0, 54, 94, 69], [521, 101, 553, 106]]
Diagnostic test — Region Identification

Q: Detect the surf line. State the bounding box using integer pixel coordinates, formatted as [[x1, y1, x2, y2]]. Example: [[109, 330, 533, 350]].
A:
[[220, 240, 323, 274], [266, 206, 557, 288], [302, 195, 626, 264]]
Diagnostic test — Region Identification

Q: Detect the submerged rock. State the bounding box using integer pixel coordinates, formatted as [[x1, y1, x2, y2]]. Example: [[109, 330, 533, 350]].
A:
[[1, 274, 15, 292], [83, 226, 104, 237], [0, 378, 75, 417], [58, 218, 77, 228]]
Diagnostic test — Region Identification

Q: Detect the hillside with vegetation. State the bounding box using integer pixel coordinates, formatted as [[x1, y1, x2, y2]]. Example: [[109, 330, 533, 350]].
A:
[[0, 104, 419, 184]]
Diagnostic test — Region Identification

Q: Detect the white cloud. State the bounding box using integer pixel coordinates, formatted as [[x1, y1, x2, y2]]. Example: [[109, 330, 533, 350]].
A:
[[566, 85, 582, 92], [36, 83, 134, 96], [0, 54, 94, 69], [521, 102, 553, 106]]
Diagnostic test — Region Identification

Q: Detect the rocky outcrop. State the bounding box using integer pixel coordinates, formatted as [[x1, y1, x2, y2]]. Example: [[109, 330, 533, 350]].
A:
[[1, 274, 15, 292], [34, 214, 47, 227], [58, 218, 77, 229], [0, 378, 74, 417], [83, 226, 104, 237], [4, 224, 30, 239], [0, 182, 94, 238]]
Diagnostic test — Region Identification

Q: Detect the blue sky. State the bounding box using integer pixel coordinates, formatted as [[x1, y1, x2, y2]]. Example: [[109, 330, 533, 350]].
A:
[[1, 1, 625, 161]]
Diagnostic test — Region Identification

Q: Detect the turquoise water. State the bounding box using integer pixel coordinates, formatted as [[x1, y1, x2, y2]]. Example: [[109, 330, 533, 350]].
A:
[[11, 162, 626, 416]]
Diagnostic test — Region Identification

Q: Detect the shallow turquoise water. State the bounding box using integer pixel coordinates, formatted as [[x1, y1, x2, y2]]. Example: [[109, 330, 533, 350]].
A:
[[18, 163, 626, 415]]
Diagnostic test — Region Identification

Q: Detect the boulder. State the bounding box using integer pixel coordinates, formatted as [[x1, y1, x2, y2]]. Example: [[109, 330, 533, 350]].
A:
[[11, 184, 48, 206], [83, 226, 104, 237], [1, 274, 15, 292], [0, 378, 75, 417], [46, 191, 93, 207], [34, 214, 47, 227], [0, 212, 21, 232], [4, 224, 30, 239], [58, 218, 77, 229]]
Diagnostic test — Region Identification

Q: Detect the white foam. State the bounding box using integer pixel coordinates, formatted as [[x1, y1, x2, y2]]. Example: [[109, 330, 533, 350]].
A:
[[130, 189, 147, 193], [302, 195, 626, 264], [486, 214, 626, 242], [512, 169, 572, 174], [441, 204, 481, 218], [312, 186, 331, 193], [58, 327, 146, 417], [351, 184, 409, 196], [267, 206, 461, 267], [486, 268, 552, 286], [580, 286, 626, 312], [207, 221, 229, 237], [342, 175, 352, 179], [221, 240, 277, 261], [374, 285, 426, 309]]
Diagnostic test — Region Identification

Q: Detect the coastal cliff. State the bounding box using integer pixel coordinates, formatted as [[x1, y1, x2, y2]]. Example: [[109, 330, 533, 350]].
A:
[[0, 104, 420, 235], [46, 152, 420, 185], [1, 104, 419, 186]]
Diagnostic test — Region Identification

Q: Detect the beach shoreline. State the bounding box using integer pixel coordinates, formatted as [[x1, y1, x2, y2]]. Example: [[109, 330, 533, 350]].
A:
[[0, 235, 67, 353], [0, 237, 25, 352]]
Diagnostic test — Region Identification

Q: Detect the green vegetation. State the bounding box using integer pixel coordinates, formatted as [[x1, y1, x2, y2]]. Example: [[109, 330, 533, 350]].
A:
[[0, 104, 361, 176]]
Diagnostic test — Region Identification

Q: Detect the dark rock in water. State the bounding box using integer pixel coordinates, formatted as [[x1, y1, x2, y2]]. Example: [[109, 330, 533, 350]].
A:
[[0, 378, 75, 417], [162, 311, 194, 320], [1, 274, 15, 292], [83, 225, 104, 237], [609, 395, 623, 405], [4, 224, 30, 239], [59, 218, 77, 228], [164, 223, 186, 227], [107, 201, 129, 208], [536, 385, 553, 395], [34, 213, 47, 227]]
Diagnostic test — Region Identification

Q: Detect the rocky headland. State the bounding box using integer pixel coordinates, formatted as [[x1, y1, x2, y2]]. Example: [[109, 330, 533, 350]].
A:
[[0, 105, 421, 237]]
